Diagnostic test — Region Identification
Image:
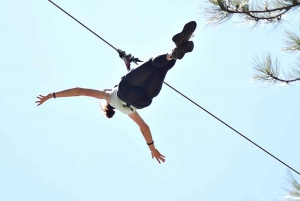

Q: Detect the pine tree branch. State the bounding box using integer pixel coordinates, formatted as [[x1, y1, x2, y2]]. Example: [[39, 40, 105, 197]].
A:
[[221, 1, 299, 19], [252, 54, 300, 84], [283, 30, 300, 53], [284, 169, 300, 198], [202, 0, 300, 26], [201, 0, 300, 85], [266, 72, 300, 83]]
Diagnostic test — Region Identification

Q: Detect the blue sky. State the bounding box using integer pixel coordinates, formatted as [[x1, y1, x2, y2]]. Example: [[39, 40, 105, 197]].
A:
[[1, 0, 300, 201]]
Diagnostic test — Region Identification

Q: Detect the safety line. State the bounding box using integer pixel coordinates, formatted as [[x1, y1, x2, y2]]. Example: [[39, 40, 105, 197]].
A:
[[164, 83, 299, 175], [48, 0, 299, 175], [49, 0, 118, 51]]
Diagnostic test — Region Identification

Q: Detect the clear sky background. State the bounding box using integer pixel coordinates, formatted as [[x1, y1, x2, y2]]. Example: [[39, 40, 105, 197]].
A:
[[1, 0, 300, 201]]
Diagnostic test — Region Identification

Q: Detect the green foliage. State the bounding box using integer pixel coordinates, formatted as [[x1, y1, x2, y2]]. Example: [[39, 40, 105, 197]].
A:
[[202, 0, 300, 26], [201, 0, 300, 198], [253, 54, 281, 83], [283, 30, 300, 53], [208, 0, 219, 5], [201, 0, 300, 84], [252, 34, 300, 84], [202, 0, 233, 26], [284, 170, 300, 200]]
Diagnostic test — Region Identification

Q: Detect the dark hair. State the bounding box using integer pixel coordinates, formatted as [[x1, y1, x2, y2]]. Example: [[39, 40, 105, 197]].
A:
[[102, 102, 115, 118]]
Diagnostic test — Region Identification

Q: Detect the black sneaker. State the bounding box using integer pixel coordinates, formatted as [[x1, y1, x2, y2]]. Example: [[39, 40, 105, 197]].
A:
[[172, 41, 194, 60], [172, 21, 197, 47]]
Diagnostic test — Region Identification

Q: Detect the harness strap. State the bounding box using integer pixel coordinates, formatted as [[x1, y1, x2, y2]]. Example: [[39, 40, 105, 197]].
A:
[[122, 102, 134, 111], [117, 49, 142, 71]]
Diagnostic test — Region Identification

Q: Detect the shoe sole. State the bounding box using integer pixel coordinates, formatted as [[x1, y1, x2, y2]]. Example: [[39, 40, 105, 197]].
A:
[[177, 41, 194, 60], [172, 21, 197, 47]]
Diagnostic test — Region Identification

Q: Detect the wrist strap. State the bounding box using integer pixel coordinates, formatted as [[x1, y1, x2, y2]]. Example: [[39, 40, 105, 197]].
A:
[[147, 141, 154, 146], [53, 92, 56, 98]]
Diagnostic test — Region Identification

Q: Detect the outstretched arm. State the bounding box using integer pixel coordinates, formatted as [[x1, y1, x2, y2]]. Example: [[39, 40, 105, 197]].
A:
[[128, 112, 165, 164], [36, 87, 110, 106]]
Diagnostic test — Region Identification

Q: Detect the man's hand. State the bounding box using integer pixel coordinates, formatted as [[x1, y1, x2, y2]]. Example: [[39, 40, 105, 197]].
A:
[[151, 149, 165, 164], [35, 94, 51, 106]]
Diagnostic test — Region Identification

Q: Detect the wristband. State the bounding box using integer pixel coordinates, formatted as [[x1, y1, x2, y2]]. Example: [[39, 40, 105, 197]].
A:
[[53, 92, 56, 98], [147, 141, 154, 146]]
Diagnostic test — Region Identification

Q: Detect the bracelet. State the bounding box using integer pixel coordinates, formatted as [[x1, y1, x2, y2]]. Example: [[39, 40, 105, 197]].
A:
[[147, 141, 154, 146], [53, 92, 56, 98]]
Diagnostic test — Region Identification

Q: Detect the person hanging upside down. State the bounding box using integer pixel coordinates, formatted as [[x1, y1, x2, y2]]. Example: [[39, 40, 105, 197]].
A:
[[36, 21, 197, 164]]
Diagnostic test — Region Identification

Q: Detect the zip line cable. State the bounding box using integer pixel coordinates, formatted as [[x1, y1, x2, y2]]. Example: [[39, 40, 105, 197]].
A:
[[164, 83, 300, 175], [48, 0, 299, 175], [49, 0, 118, 51]]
